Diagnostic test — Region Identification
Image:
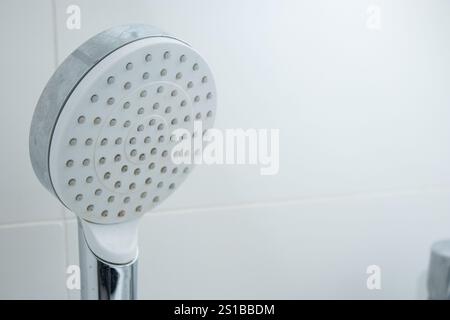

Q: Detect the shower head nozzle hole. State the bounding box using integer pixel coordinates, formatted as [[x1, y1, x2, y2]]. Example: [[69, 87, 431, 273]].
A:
[[107, 76, 115, 85]]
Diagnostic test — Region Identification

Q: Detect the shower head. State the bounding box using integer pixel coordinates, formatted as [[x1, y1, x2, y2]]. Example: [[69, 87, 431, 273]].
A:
[[29, 24, 217, 299]]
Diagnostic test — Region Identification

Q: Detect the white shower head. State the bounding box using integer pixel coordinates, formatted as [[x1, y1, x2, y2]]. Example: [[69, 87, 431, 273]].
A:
[[29, 24, 217, 299]]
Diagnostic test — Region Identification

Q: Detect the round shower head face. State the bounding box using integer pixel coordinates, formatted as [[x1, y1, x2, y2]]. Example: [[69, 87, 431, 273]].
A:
[[46, 36, 216, 224]]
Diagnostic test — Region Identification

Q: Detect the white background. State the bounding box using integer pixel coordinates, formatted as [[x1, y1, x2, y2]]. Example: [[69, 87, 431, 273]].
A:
[[1, 0, 450, 299]]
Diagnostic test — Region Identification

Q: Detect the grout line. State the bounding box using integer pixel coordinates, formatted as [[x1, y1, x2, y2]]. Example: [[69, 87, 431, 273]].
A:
[[51, 0, 59, 68], [51, 0, 69, 299], [60, 208, 72, 300], [2, 185, 450, 228], [150, 185, 450, 216], [0, 219, 66, 230]]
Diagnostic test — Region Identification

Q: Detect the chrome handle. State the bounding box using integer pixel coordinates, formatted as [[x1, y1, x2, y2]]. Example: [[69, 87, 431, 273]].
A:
[[78, 220, 138, 300], [428, 239, 450, 300]]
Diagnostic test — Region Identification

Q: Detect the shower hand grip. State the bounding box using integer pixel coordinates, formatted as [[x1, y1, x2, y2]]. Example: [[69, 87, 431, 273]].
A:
[[78, 219, 138, 300]]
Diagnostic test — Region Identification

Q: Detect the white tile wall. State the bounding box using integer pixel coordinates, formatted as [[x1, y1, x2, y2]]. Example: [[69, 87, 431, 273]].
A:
[[0, 0, 62, 224], [1, 0, 450, 299], [0, 222, 67, 299], [146, 190, 450, 299]]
